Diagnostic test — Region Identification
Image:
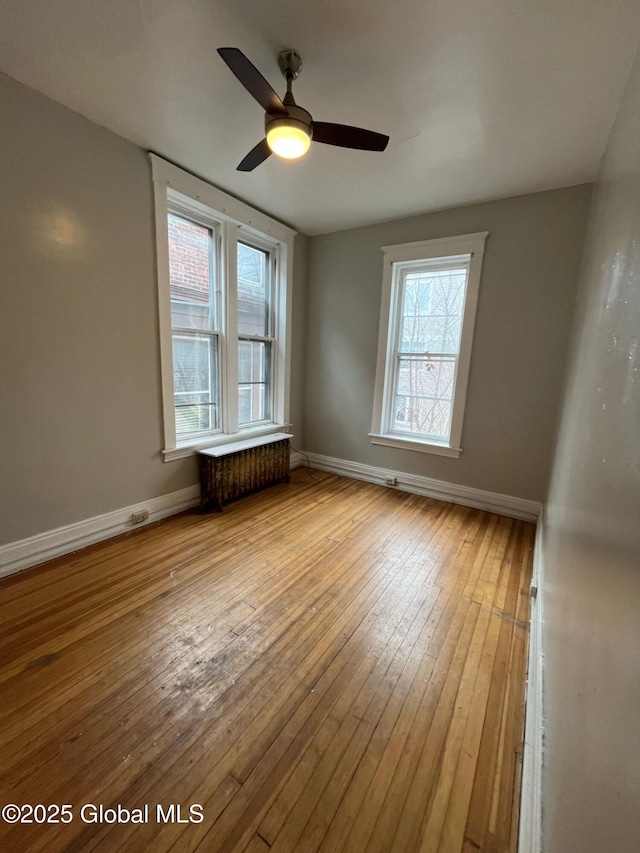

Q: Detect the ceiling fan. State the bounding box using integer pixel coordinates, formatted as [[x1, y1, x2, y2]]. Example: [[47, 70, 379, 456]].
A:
[[217, 47, 390, 171]]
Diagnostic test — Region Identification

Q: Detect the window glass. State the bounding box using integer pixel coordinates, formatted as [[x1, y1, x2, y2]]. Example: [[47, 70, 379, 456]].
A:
[[172, 334, 219, 435], [168, 214, 215, 330], [399, 268, 466, 353], [238, 339, 270, 424], [237, 242, 271, 426], [393, 355, 456, 439], [167, 213, 219, 437], [393, 265, 467, 439], [238, 243, 269, 336]]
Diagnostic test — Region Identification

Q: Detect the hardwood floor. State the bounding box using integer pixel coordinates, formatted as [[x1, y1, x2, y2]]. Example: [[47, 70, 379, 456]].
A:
[[0, 469, 534, 853]]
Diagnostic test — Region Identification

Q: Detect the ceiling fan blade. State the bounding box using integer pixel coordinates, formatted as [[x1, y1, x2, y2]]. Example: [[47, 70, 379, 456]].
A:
[[312, 122, 389, 151], [218, 47, 287, 116], [237, 139, 272, 172]]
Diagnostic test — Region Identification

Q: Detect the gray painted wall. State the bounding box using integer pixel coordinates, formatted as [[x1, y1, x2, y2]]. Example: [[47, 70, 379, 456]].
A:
[[304, 186, 592, 501], [541, 43, 640, 853], [290, 233, 309, 449], [0, 73, 308, 544]]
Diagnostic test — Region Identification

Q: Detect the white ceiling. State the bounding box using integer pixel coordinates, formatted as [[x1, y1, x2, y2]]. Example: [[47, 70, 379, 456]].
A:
[[1, 0, 639, 235]]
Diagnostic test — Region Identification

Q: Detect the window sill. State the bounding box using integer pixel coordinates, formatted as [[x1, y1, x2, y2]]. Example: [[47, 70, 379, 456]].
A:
[[369, 433, 462, 458], [163, 424, 292, 462]]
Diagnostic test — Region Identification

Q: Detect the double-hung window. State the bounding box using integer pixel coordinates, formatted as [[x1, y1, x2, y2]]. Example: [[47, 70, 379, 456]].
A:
[[371, 232, 488, 458], [150, 155, 295, 461]]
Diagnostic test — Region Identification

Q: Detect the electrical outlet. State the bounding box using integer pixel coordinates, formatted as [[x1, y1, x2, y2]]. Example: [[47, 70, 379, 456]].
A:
[[131, 510, 149, 525], [385, 476, 398, 487]]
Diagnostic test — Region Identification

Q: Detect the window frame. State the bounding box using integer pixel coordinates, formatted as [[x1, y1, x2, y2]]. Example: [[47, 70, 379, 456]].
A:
[[150, 154, 295, 461], [370, 232, 488, 458]]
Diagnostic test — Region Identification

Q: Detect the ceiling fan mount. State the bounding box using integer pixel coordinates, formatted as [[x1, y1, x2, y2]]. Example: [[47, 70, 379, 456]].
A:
[[277, 49, 303, 81], [217, 46, 389, 171]]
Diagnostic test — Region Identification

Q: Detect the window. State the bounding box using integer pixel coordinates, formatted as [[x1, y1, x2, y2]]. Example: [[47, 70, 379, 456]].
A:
[[371, 232, 488, 458], [150, 154, 295, 461]]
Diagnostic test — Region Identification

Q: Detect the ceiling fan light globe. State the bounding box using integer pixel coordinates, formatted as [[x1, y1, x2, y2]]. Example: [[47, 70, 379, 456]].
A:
[[267, 124, 311, 159]]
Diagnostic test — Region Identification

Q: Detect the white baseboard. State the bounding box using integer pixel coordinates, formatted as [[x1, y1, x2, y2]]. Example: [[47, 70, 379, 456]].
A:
[[301, 451, 542, 521], [518, 518, 544, 853], [289, 450, 307, 469], [0, 485, 201, 579]]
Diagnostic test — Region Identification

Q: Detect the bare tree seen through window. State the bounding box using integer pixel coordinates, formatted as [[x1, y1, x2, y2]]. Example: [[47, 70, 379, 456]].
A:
[[394, 268, 466, 439]]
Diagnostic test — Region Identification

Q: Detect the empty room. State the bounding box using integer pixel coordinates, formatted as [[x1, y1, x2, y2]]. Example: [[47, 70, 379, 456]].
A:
[[1, 2, 639, 852]]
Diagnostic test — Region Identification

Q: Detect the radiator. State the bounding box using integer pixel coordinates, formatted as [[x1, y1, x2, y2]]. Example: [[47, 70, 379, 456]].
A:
[[198, 433, 292, 512]]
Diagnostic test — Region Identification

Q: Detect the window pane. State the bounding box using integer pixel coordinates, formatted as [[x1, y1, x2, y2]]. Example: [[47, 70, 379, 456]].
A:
[[393, 356, 456, 439], [172, 333, 219, 435], [400, 268, 466, 353], [238, 339, 270, 424], [168, 214, 214, 330], [238, 242, 269, 336]]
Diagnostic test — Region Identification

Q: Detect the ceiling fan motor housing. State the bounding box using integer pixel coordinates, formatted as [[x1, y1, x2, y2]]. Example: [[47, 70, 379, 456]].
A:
[[265, 103, 313, 139]]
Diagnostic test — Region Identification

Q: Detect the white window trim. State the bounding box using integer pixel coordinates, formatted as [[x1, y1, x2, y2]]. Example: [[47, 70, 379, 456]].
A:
[[149, 154, 296, 461], [370, 231, 489, 458]]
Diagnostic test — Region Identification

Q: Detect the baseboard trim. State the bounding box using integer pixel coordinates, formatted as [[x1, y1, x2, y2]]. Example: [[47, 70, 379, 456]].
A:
[[289, 450, 307, 469], [518, 518, 544, 852], [301, 451, 542, 521], [0, 485, 201, 579]]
